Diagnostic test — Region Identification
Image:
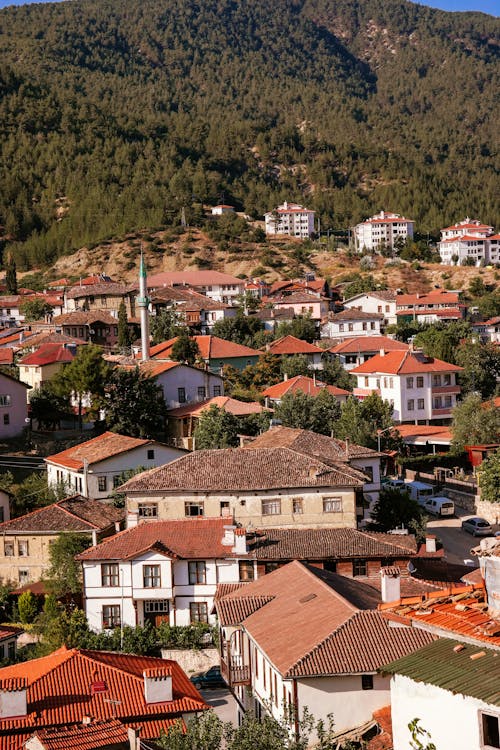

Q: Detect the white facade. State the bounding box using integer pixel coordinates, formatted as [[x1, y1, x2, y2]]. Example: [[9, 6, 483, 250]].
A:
[[211, 205, 235, 215], [265, 202, 315, 239], [438, 218, 498, 266], [82, 551, 246, 631], [47, 443, 184, 499], [354, 211, 414, 252], [321, 314, 382, 340], [153, 364, 225, 409], [343, 293, 397, 326], [390, 672, 499, 750]]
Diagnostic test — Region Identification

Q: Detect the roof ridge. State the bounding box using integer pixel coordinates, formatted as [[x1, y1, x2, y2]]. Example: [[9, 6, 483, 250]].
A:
[[0, 500, 65, 531], [301, 562, 358, 613], [287, 610, 362, 676], [356, 528, 416, 553], [55, 500, 101, 530]]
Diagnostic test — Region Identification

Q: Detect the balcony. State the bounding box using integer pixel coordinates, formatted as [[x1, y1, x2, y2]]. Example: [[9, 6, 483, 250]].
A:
[[431, 408, 453, 418], [220, 656, 251, 687], [431, 385, 460, 395]]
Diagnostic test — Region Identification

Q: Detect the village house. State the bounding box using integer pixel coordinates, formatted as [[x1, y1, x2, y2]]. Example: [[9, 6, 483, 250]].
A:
[[321, 309, 383, 341], [351, 349, 463, 424], [0, 294, 63, 327], [272, 291, 329, 324], [46, 431, 184, 499], [267, 276, 330, 300], [18, 343, 78, 401], [263, 335, 324, 369], [53, 311, 123, 351], [0, 645, 207, 750], [211, 204, 235, 215], [0, 495, 123, 587], [254, 306, 295, 332], [0, 627, 20, 664], [395, 289, 465, 325], [145, 270, 245, 305], [215, 561, 434, 740], [328, 335, 409, 372], [64, 282, 136, 316], [342, 291, 397, 326], [149, 334, 261, 372], [0, 372, 29, 439], [264, 202, 315, 239], [24, 719, 133, 750], [262, 375, 350, 406], [149, 285, 236, 334], [438, 217, 500, 266], [354, 211, 414, 253]]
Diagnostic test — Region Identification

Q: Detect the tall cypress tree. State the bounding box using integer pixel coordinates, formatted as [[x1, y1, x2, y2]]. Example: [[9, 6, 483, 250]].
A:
[[5, 253, 17, 295], [117, 300, 132, 352]]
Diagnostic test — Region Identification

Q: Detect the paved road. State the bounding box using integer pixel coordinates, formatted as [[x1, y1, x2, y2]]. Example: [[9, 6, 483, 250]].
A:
[[200, 688, 239, 726], [427, 506, 498, 567]]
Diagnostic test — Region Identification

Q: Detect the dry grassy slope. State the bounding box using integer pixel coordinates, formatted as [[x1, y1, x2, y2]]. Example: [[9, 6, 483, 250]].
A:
[[48, 228, 499, 294]]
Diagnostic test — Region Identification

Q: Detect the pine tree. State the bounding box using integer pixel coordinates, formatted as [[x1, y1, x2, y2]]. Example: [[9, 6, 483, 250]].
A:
[[5, 254, 17, 294]]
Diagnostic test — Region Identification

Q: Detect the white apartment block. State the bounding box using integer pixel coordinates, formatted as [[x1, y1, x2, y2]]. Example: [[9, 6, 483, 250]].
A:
[[438, 218, 499, 266], [264, 202, 315, 239], [354, 211, 414, 252], [351, 350, 463, 424]]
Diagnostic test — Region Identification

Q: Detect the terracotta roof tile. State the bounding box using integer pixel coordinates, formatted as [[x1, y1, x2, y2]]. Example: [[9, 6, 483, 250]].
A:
[[264, 335, 322, 355], [168, 396, 265, 418], [262, 375, 350, 399], [329, 336, 408, 355], [19, 344, 77, 366], [150, 335, 260, 361], [46, 432, 154, 471], [351, 350, 463, 375], [53, 311, 118, 326], [66, 283, 132, 299], [328, 309, 383, 321], [396, 290, 460, 306], [30, 719, 128, 750], [244, 426, 381, 460], [0, 496, 123, 534], [0, 349, 14, 365]]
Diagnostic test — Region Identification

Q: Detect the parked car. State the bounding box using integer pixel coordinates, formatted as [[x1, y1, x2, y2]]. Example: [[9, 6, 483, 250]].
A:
[[405, 481, 435, 506], [190, 666, 226, 690], [424, 496, 455, 517], [461, 517, 493, 536], [385, 478, 406, 491]]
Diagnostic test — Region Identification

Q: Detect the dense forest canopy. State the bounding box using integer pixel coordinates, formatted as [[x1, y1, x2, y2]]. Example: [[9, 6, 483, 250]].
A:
[[0, 0, 498, 269]]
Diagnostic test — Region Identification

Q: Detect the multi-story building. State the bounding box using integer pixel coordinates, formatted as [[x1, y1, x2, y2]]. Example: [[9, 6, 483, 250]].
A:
[[354, 211, 414, 252], [145, 270, 245, 305], [321, 309, 383, 341], [395, 289, 465, 325], [342, 291, 397, 326], [18, 343, 79, 401], [264, 202, 315, 239], [438, 217, 499, 266], [328, 335, 409, 372], [351, 349, 463, 424], [0, 372, 29, 438]]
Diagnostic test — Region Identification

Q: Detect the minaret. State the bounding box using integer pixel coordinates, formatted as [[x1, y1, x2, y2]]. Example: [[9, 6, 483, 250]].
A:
[[138, 249, 150, 362]]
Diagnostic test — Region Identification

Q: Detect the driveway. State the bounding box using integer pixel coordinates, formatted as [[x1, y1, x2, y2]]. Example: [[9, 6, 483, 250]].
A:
[[200, 688, 239, 727], [427, 506, 498, 566]]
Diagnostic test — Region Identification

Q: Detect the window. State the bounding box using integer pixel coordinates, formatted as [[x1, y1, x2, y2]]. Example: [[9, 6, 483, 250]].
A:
[[433, 397, 442, 409], [143, 564, 161, 588], [370, 322, 376, 330], [190, 602, 208, 623], [138, 503, 158, 518], [0, 508, 4, 523], [361, 466, 374, 482], [265, 562, 279, 574], [144, 600, 169, 614], [7, 642, 14, 660], [323, 497, 342, 513], [416, 376, 424, 388], [147, 449, 155, 460], [197, 386, 206, 399], [18, 540, 28, 557], [188, 561, 206, 584], [362, 322, 367, 331], [213, 386, 221, 397], [113, 474, 121, 489], [353, 559, 367, 577], [3, 415, 9, 426], [178, 387, 186, 403], [444, 374, 451, 385], [97, 476, 107, 492], [185, 501, 204, 517], [364, 377, 369, 387], [4, 541, 14, 556], [444, 395, 452, 408], [481, 712, 500, 749], [262, 499, 281, 515], [418, 399, 425, 410], [292, 498, 303, 514], [377, 305, 382, 313], [407, 399, 415, 411], [102, 605, 121, 629], [339, 324, 344, 332], [0, 644, 4, 660], [101, 563, 119, 587], [19, 570, 29, 585], [406, 377, 414, 389], [324, 560, 337, 572], [239, 561, 255, 582], [361, 674, 374, 690], [348, 323, 354, 332], [432, 375, 442, 387]]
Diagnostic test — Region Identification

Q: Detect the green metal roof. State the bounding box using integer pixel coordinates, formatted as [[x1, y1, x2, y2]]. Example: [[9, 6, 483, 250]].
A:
[[380, 638, 500, 708]]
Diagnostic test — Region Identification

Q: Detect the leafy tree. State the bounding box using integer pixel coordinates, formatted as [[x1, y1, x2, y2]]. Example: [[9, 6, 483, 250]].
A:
[[468, 276, 487, 297], [456, 341, 500, 399], [334, 393, 395, 450], [212, 313, 264, 348], [56, 344, 112, 428], [150, 308, 186, 346], [171, 330, 200, 365], [368, 488, 425, 536], [408, 718, 437, 750], [319, 358, 354, 391], [106, 367, 167, 437], [452, 394, 500, 451], [281, 354, 311, 379], [19, 298, 53, 321], [387, 321, 428, 344], [477, 292, 500, 320], [413, 321, 472, 364], [5, 254, 17, 294], [275, 315, 316, 343], [18, 590, 38, 624], [235, 291, 261, 314], [117, 300, 133, 352], [193, 405, 240, 449], [29, 384, 70, 430], [275, 389, 341, 436], [159, 712, 225, 750], [478, 448, 500, 505], [44, 532, 91, 599], [11, 472, 68, 518]]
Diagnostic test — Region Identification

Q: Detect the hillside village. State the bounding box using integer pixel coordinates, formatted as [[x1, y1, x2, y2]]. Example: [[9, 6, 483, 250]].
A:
[[0, 201, 498, 750]]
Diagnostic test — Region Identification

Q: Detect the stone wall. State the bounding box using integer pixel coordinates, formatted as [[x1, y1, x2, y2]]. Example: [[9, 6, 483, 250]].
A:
[[475, 500, 500, 525], [161, 647, 219, 676]]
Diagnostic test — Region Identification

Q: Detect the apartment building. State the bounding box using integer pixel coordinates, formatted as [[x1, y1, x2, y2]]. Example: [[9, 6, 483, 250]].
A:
[[354, 211, 414, 252], [264, 202, 315, 239], [438, 217, 499, 266]]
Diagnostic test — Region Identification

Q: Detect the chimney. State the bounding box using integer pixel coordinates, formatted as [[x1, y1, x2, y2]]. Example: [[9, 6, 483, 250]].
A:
[[0, 678, 27, 719], [82, 716, 92, 725], [114, 521, 121, 533], [484, 556, 500, 617], [232, 528, 248, 555], [380, 566, 401, 603], [143, 668, 173, 704], [222, 525, 236, 547], [128, 727, 141, 750], [379, 348, 385, 357], [283, 372, 288, 381], [425, 535, 437, 553], [91, 530, 98, 547], [127, 511, 139, 528], [345, 438, 349, 458]]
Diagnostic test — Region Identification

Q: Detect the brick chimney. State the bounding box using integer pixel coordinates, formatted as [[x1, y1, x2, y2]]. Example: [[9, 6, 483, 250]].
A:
[[380, 566, 401, 604], [0, 677, 27, 719], [143, 668, 172, 704]]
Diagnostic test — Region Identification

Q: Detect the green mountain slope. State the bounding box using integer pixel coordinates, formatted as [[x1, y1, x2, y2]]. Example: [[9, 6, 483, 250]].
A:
[[0, 0, 498, 269]]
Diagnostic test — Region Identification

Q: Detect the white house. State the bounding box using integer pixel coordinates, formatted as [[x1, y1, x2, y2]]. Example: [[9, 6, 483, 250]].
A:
[[0, 372, 29, 439], [211, 204, 235, 215], [321, 309, 383, 341], [395, 290, 465, 325], [328, 335, 409, 372], [438, 217, 499, 266], [264, 202, 315, 239], [351, 349, 463, 424], [382, 638, 500, 750], [343, 291, 397, 326], [215, 561, 434, 740], [77, 518, 249, 631], [122, 360, 225, 410], [45, 431, 185, 499], [0, 293, 63, 327], [145, 270, 245, 306], [354, 211, 414, 252]]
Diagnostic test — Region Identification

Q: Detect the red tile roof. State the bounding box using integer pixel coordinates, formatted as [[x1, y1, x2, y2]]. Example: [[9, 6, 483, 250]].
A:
[[147, 271, 243, 288], [0, 646, 207, 748], [351, 350, 463, 375], [328, 309, 383, 321], [168, 396, 265, 418], [329, 336, 409, 355], [77, 517, 247, 561], [396, 290, 460, 306], [150, 335, 260, 360], [0, 349, 14, 365], [262, 375, 350, 400], [264, 335, 322, 355], [29, 719, 128, 750], [245, 426, 381, 460], [45, 432, 154, 470], [19, 343, 77, 366], [0, 496, 123, 534]]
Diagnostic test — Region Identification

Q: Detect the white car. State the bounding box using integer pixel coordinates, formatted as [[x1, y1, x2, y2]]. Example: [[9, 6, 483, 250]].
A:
[[461, 517, 493, 536], [424, 496, 455, 517]]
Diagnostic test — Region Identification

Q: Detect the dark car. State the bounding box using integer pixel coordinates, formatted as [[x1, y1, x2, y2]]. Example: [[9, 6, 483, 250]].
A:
[[190, 665, 226, 690]]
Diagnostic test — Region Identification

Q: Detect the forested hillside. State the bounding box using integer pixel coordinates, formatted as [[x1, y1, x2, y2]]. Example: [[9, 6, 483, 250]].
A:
[[0, 0, 498, 270]]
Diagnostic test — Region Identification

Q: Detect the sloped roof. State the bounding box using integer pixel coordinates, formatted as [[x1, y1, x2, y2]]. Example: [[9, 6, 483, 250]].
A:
[[19, 343, 77, 366], [77, 517, 247, 561], [19, 332, 87, 348], [351, 350, 463, 375], [329, 336, 408, 355], [147, 270, 243, 287], [66, 283, 133, 299], [327, 309, 383, 322], [29, 719, 128, 750], [121, 446, 367, 493], [0, 496, 123, 534], [396, 290, 460, 306], [0, 349, 14, 365], [262, 375, 350, 399], [45, 432, 153, 470], [0, 646, 207, 744], [150, 335, 260, 361], [264, 335, 322, 355], [343, 291, 396, 303], [53, 311, 118, 326], [168, 396, 265, 418], [245, 426, 381, 460]]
